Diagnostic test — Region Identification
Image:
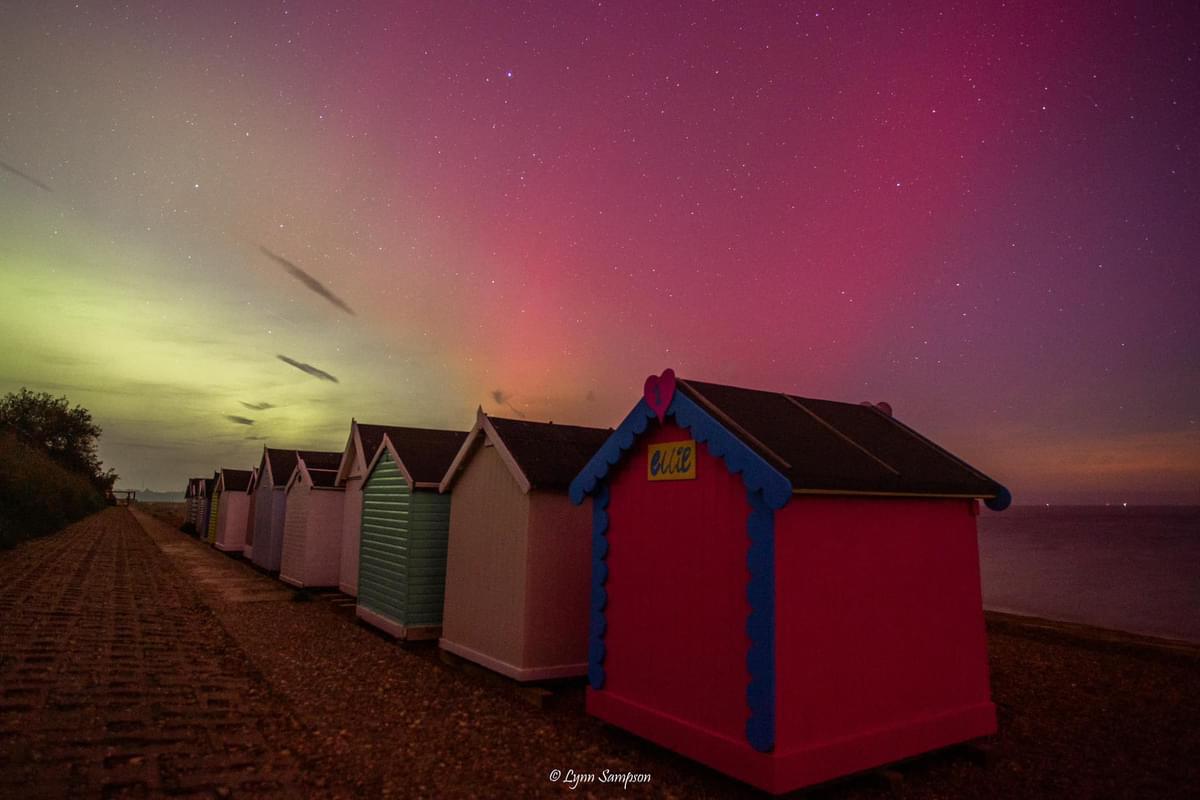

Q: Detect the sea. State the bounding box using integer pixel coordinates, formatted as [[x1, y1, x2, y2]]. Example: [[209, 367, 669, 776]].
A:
[[977, 506, 1200, 643]]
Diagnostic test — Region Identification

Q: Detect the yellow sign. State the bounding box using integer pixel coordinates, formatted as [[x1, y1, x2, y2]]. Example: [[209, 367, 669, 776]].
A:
[[647, 440, 697, 481]]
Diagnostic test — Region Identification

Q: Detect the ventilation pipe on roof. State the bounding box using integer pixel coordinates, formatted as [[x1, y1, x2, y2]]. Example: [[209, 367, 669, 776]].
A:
[[860, 401, 893, 416]]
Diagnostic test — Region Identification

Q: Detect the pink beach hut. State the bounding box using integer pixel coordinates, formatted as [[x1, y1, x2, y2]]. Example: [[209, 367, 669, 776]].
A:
[[213, 468, 254, 552], [569, 371, 1011, 794], [279, 454, 345, 588], [437, 411, 611, 680], [249, 448, 340, 573]]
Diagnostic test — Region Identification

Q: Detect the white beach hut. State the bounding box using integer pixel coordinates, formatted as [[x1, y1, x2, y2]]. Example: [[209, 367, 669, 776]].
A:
[[279, 455, 346, 588]]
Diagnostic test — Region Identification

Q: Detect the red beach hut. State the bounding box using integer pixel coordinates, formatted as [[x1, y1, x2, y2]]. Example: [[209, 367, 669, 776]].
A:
[[569, 371, 1011, 794]]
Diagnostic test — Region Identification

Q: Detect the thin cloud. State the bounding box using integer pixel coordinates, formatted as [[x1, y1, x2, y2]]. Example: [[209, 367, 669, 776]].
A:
[[258, 245, 355, 315], [0, 159, 52, 192], [277, 354, 339, 383], [245, 435, 268, 441], [240, 401, 276, 410], [225, 415, 256, 426]]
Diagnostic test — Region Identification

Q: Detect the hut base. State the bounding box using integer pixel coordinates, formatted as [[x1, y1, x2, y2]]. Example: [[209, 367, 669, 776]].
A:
[[338, 581, 358, 597], [279, 573, 336, 590], [242, 545, 254, 559], [587, 689, 995, 795], [214, 542, 242, 553], [439, 638, 586, 682], [355, 605, 441, 641]]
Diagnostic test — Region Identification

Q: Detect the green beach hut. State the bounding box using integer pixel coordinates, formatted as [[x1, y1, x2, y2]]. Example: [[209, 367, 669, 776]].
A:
[[355, 426, 468, 640]]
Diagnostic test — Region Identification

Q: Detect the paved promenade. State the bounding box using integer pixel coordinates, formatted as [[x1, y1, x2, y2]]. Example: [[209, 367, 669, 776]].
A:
[[1, 508, 1197, 799], [0, 509, 315, 798]]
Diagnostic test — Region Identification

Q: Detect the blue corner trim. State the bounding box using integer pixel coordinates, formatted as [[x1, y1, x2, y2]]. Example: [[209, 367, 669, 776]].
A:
[[588, 483, 610, 689], [745, 489, 776, 753], [571, 389, 791, 751], [985, 485, 1012, 512]]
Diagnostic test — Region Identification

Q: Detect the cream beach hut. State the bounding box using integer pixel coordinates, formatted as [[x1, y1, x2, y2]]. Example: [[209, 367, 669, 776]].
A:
[[438, 411, 610, 680]]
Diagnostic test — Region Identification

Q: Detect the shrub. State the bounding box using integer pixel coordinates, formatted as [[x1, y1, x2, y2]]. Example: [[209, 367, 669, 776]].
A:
[[0, 431, 105, 548]]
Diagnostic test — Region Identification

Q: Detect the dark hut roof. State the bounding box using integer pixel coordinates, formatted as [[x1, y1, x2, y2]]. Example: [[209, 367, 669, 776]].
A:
[[219, 468, 253, 492], [488, 417, 612, 492], [266, 449, 299, 487], [679, 379, 1004, 498], [264, 448, 340, 487], [308, 469, 340, 488], [202, 477, 215, 494], [380, 427, 469, 484], [356, 424, 410, 468], [298, 450, 341, 471]]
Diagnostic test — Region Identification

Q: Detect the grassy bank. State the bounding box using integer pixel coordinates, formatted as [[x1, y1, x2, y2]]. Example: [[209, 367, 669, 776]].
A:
[[0, 431, 105, 548]]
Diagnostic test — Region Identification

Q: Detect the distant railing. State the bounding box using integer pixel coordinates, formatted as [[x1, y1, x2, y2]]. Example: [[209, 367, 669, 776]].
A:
[[106, 490, 137, 506]]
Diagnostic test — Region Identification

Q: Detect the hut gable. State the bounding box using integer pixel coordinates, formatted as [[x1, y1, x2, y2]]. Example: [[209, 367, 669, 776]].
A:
[[291, 455, 340, 490], [336, 421, 434, 485], [572, 375, 1009, 508], [365, 426, 468, 489], [440, 410, 611, 494]]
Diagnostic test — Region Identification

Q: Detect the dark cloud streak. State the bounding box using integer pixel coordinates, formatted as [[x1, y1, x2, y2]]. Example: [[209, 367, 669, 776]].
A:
[[225, 415, 256, 425], [0, 158, 52, 192], [240, 401, 276, 410], [277, 354, 339, 383], [258, 245, 355, 315]]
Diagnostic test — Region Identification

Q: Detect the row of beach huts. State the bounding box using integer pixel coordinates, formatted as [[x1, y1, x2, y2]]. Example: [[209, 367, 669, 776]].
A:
[[181, 370, 1011, 795]]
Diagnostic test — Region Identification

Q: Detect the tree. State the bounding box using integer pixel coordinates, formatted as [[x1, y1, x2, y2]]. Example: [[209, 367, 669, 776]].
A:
[[0, 388, 115, 487]]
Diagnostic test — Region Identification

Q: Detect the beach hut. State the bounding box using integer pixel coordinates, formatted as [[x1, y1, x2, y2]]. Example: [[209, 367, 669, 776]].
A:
[[184, 478, 201, 530], [356, 426, 469, 639], [242, 467, 259, 560], [438, 411, 611, 680], [569, 371, 1011, 794], [214, 468, 254, 553], [195, 475, 216, 539], [333, 421, 412, 597], [279, 455, 345, 588], [205, 470, 222, 544], [249, 448, 341, 572]]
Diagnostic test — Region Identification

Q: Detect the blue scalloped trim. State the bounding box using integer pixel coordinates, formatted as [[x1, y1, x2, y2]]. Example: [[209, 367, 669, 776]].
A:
[[571, 390, 790, 751], [588, 482, 610, 689], [745, 489, 776, 752], [985, 485, 1012, 512], [569, 394, 791, 510]]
